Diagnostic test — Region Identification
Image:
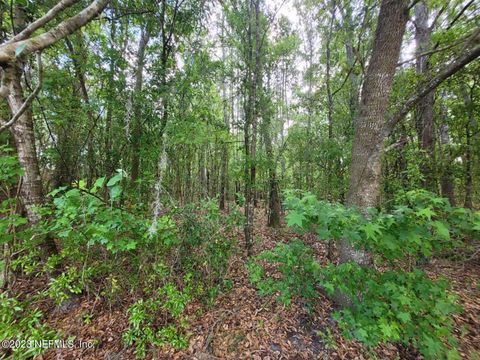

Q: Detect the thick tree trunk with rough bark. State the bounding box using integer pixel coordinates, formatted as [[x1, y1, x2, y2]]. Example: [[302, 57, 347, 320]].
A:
[[0, 0, 108, 257], [337, 0, 409, 307], [7, 66, 43, 222]]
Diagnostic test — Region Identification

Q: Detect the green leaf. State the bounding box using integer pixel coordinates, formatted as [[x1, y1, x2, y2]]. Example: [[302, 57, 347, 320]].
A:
[[109, 185, 122, 200], [397, 312, 411, 323], [433, 221, 449, 240], [107, 173, 122, 187], [415, 206, 436, 220], [362, 222, 383, 241], [447, 349, 461, 360], [91, 177, 106, 193], [48, 186, 67, 197], [286, 210, 306, 228]]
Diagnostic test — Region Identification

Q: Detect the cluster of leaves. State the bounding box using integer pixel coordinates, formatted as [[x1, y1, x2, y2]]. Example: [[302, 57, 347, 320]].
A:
[[123, 277, 193, 358], [249, 190, 479, 359], [284, 189, 479, 265], [6, 173, 240, 356], [322, 263, 461, 359], [45, 170, 153, 254], [174, 199, 240, 303], [120, 200, 240, 356], [248, 240, 321, 308], [0, 147, 27, 265], [0, 293, 57, 359]]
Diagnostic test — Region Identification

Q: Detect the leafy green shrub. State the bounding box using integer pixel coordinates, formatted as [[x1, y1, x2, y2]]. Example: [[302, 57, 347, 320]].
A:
[[175, 199, 239, 302], [248, 240, 321, 307], [248, 190, 479, 359], [123, 279, 192, 357], [45, 266, 84, 305], [321, 263, 460, 359], [0, 147, 28, 287], [284, 189, 479, 265], [9, 171, 240, 357], [46, 170, 152, 254], [0, 293, 57, 359]]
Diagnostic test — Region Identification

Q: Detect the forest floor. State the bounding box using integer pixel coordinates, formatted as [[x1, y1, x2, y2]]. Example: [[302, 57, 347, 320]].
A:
[[18, 211, 480, 360]]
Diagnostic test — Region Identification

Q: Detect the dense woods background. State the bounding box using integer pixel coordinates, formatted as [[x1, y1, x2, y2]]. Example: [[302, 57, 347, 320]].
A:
[[0, 0, 479, 359]]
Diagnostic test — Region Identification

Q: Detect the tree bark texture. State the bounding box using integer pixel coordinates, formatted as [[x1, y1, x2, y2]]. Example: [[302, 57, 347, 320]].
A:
[[340, 0, 409, 277]]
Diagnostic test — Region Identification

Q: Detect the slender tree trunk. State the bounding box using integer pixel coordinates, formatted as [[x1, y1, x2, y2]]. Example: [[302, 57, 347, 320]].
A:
[[439, 94, 455, 205], [344, 2, 359, 121], [219, 103, 229, 209], [219, 18, 229, 211], [65, 34, 98, 187], [263, 71, 280, 227], [244, 0, 262, 255], [462, 85, 475, 209], [104, 18, 117, 179], [130, 26, 150, 183], [415, 1, 436, 191], [325, 0, 336, 258], [337, 0, 409, 307]]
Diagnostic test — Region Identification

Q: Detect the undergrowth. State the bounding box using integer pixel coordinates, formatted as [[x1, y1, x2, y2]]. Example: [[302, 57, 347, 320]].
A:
[[248, 190, 479, 359]]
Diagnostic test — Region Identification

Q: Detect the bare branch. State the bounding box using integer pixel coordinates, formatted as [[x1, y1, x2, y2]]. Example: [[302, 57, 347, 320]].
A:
[[0, 52, 43, 134], [6, 0, 81, 44]]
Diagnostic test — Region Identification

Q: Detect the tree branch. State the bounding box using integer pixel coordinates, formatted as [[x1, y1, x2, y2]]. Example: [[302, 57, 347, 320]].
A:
[[384, 39, 480, 137], [6, 0, 81, 44], [0, 52, 43, 134], [397, 33, 469, 66], [0, 0, 109, 65]]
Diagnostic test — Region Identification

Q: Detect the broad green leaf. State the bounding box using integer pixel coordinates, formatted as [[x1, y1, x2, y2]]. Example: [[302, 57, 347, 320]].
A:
[[433, 221, 450, 240], [286, 210, 306, 228]]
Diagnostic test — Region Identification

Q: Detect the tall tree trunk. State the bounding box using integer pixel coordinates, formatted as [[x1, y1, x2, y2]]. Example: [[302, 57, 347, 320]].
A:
[[104, 17, 117, 179], [415, 1, 436, 191], [5, 6, 59, 256], [325, 0, 336, 258], [219, 18, 229, 211], [343, 2, 359, 121], [7, 64, 57, 256], [244, 0, 262, 255], [439, 94, 455, 205], [462, 84, 475, 209], [130, 26, 150, 183], [7, 66, 43, 222], [264, 72, 280, 228], [337, 0, 409, 307]]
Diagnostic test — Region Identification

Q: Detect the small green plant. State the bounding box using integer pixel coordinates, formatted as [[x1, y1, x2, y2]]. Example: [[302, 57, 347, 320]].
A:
[[123, 279, 192, 357], [0, 293, 57, 359], [45, 267, 83, 305], [248, 240, 321, 307], [81, 312, 93, 325], [320, 262, 461, 359], [316, 328, 337, 350]]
